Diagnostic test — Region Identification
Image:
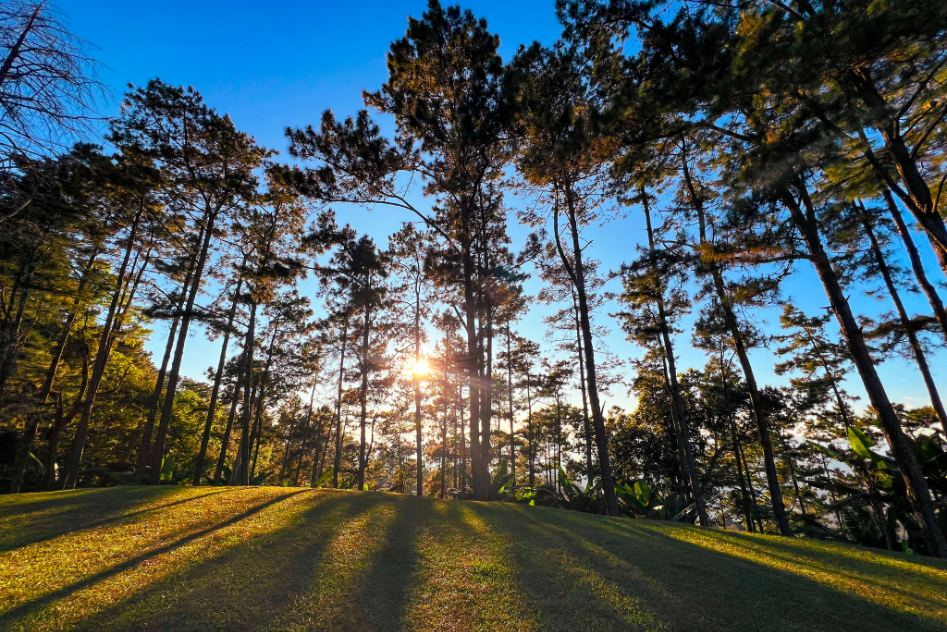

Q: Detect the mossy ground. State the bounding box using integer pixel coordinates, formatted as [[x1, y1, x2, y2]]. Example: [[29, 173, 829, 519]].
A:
[[1, 486, 945, 631]]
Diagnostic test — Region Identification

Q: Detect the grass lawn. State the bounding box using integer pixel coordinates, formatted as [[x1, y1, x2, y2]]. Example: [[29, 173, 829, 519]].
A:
[[1, 487, 945, 631]]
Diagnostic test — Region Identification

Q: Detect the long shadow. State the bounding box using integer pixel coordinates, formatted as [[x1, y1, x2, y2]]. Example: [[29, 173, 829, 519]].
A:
[[73, 491, 365, 632], [721, 526, 947, 576], [480, 504, 946, 632], [0, 487, 238, 553], [352, 494, 429, 631], [0, 489, 310, 629], [472, 504, 669, 632], [577, 516, 947, 612], [0, 487, 184, 551]]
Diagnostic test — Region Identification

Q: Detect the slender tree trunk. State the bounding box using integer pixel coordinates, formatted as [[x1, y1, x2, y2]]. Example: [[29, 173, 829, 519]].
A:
[[573, 296, 594, 483], [506, 326, 515, 484], [357, 302, 371, 491], [414, 292, 423, 496], [149, 210, 218, 484], [315, 406, 332, 485], [460, 212, 485, 500], [819, 452, 847, 537], [880, 188, 947, 344], [739, 438, 765, 533], [554, 184, 620, 516], [783, 183, 947, 557], [213, 377, 242, 484], [136, 267, 190, 482], [641, 196, 709, 526], [193, 274, 244, 485], [62, 210, 144, 489], [332, 316, 348, 488], [526, 359, 534, 488], [479, 304, 494, 487], [782, 439, 808, 517], [685, 160, 792, 534], [247, 319, 281, 481], [441, 399, 448, 498], [459, 386, 467, 488], [729, 415, 755, 532], [859, 203, 947, 435], [296, 380, 316, 486], [452, 378, 462, 489], [41, 352, 91, 490], [720, 356, 755, 531], [249, 385, 267, 480], [231, 300, 257, 486], [660, 352, 691, 502]]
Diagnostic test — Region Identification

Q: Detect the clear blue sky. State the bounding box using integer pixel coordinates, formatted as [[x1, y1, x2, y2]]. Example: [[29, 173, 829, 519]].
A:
[[59, 0, 946, 414]]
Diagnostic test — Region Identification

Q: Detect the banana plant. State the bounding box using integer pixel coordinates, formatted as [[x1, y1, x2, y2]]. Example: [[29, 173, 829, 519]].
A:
[[807, 426, 947, 553]]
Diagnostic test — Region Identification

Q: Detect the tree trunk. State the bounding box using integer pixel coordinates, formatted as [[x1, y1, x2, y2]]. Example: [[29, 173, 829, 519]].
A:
[[573, 296, 594, 483], [332, 316, 348, 488], [554, 183, 620, 516], [783, 183, 947, 557], [231, 300, 257, 486], [729, 415, 755, 532], [213, 376, 243, 484], [642, 196, 709, 526], [135, 265, 190, 482], [506, 327, 516, 485], [858, 202, 947, 436], [357, 302, 371, 491], [249, 385, 267, 480], [193, 274, 244, 485], [685, 159, 792, 535], [526, 359, 534, 488], [149, 210, 218, 484], [880, 187, 947, 344], [8, 246, 101, 493], [460, 210, 485, 500], [62, 209, 144, 489], [414, 292, 423, 496]]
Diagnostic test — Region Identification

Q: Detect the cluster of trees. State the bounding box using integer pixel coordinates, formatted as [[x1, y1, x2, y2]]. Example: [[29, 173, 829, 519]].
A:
[[1, 0, 946, 558]]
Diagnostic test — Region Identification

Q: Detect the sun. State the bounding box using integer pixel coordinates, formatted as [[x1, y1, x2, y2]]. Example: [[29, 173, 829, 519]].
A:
[[411, 357, 429, 376]]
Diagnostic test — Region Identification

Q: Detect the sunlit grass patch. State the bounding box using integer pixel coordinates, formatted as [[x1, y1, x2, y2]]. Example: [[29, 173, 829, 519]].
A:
[[0, 487, 316, 631], [402, 501, 537, 632]]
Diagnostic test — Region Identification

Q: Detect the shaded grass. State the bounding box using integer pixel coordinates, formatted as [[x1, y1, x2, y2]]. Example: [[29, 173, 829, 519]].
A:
[[1, 487, 945, 631]]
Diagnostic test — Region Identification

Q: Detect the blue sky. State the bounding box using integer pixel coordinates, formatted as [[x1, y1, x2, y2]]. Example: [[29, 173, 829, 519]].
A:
[[58, 0, 947, 414]]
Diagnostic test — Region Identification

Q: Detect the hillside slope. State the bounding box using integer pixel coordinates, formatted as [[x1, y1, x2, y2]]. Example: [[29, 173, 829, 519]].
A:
[[1, 487, 945, 631]]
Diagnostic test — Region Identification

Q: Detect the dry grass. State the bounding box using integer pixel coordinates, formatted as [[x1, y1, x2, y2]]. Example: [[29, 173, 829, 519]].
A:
[[1, 486, 945, 631]]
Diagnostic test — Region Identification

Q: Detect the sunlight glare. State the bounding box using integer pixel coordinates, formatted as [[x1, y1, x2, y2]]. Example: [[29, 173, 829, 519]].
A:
[[412, 357, 429, 376]]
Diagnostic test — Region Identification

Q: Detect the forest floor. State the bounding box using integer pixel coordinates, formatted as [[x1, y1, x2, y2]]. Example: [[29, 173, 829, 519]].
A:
[[1, 487, 945, 632]]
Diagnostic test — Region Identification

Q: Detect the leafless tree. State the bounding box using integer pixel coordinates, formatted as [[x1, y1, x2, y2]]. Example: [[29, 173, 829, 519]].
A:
[[0, 1, 104, 221]]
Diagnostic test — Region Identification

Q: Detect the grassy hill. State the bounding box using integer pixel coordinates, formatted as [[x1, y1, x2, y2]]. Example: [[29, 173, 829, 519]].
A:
[[0, 487, 945, 632]]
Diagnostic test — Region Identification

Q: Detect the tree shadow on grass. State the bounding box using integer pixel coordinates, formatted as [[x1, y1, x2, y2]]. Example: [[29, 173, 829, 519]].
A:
[[0, 487, 238, 552], [583, 516, 947, 615], [0, 489, 311, 630], [71, 491, 426, 632], [478, 504, 946, 632], [351, 494, 429, 632], [71, 491, 361, 632]]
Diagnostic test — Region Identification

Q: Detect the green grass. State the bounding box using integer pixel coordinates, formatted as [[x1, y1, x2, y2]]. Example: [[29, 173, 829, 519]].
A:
[[1, 487, 945, 631]]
